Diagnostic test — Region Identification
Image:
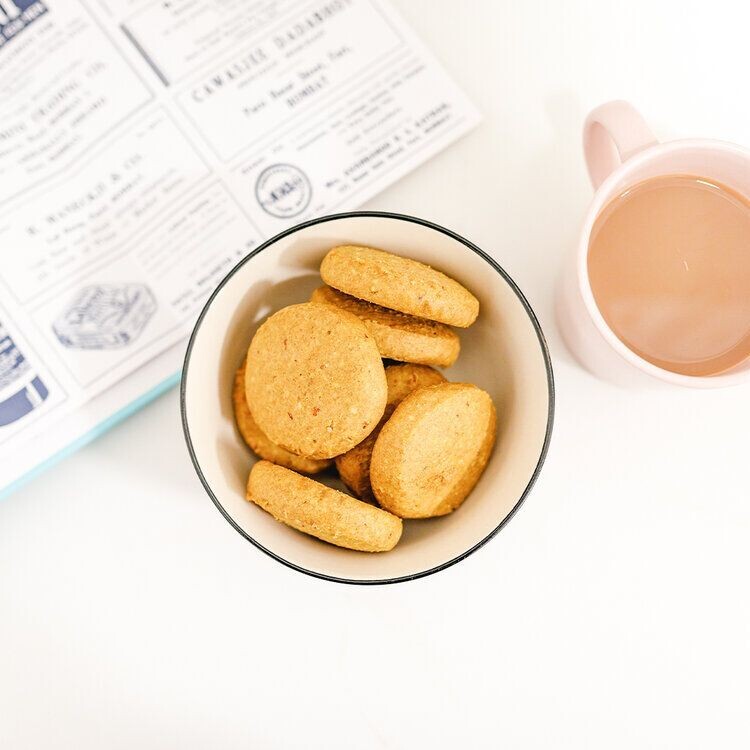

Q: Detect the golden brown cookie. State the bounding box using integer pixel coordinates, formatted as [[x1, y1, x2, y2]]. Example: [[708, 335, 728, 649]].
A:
[[370, 383, 496, 518], [335, 364, 446, 499], [384, 363, 449, 406], [320, 245, 479, 328], [244, 303, 387, 460], [233, 364, 331, 474], [310, 286, 460, 367], [247, 461, 402, 552]]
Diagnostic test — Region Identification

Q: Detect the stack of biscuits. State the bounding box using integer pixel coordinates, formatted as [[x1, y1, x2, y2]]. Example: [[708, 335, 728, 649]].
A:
[[233, 245, 496, 553]]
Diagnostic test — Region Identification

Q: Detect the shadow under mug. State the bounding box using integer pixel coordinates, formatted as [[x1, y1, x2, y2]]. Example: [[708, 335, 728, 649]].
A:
[[557, 99, 750, 388]]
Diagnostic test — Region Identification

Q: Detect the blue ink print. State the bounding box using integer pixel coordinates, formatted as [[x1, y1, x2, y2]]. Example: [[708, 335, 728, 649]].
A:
[[0, 1, 48, 49], [53, 284, 158, 351], [0, 321, 48, 427]]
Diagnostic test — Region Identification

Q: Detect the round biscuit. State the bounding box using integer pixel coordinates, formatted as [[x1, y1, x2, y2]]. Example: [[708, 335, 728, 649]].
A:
[[233, 363, 331, 474], [246, 461, 402, 552], [244, 303, 387, 459], [370, 383, 496, 518], [335, 364, 446, 499], [383, 362, 449, 407], [320, 245, 479, 327], [310, 285, 460, 367]]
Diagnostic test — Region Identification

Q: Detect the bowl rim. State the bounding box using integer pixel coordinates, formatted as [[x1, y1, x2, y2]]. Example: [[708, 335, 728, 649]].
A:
[[180, 210, 555, 585]]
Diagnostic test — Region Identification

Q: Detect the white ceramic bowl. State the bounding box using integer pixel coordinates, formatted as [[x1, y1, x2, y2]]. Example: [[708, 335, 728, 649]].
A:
[[181, 212, 554, 584]]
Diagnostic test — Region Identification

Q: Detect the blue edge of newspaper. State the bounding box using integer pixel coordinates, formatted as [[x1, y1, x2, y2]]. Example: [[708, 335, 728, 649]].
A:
[[0, 372, 180, 501]]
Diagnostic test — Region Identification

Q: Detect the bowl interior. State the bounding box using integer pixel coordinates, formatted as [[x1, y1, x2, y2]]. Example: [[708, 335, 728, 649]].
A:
[[182, 214, 553, 583]]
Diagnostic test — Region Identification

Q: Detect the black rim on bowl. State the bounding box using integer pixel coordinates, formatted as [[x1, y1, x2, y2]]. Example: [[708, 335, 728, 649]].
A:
[[180, 211, 555, 585]]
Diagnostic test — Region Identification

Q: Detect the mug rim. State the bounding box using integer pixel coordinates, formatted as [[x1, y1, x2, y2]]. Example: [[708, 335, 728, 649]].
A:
[[180, 210, 556, 585], [576, 137, 750, 387]]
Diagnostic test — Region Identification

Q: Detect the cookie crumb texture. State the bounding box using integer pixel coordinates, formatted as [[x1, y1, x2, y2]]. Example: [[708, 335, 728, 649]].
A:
[[320, 245, 479, 328], [336, 364, 446, 499], [247, 461, 402, 552], [370, 383, 496, 518], [310, 285, 460, 367], [245, 303, 387, 459], [232, 364, 331, 474]]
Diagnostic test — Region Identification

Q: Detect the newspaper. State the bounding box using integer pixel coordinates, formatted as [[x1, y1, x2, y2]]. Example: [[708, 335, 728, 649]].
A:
[[0, 0, 480, 495]]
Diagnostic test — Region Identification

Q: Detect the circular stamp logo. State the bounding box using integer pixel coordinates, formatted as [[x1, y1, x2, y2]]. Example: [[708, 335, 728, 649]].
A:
[[255, 163, 312, 219]]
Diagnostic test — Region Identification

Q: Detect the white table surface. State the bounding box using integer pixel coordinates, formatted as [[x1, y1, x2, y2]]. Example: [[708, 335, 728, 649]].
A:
[[3, 1, 750, 747]]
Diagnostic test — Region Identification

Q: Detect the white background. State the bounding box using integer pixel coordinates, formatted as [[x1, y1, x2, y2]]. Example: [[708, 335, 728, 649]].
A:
[[3, 1, 750, 747]]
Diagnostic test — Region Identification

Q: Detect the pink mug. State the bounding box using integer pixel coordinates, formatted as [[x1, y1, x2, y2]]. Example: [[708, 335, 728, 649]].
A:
[[557, 100, 750, 388]]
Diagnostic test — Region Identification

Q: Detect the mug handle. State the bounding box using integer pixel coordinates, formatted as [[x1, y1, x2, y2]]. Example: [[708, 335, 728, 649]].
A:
[[583, 101, 658, 189]]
